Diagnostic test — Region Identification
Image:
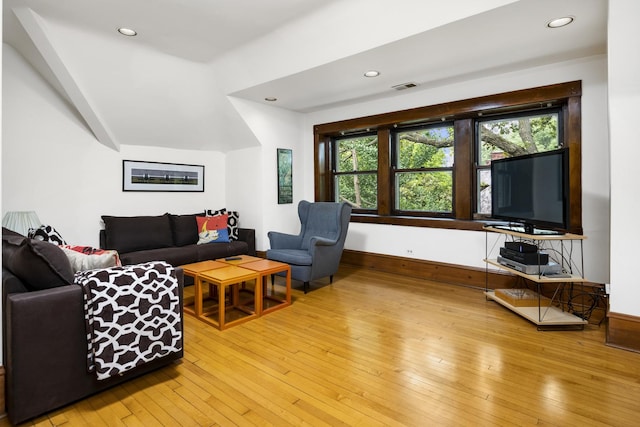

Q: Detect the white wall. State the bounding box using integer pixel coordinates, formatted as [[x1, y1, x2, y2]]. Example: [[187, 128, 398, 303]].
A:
[[2, 41, 308, 251], [304, 55, 611, 283], [227, 98, 306, 250], [2, 44, 228, 248], [2, 42, 613, 285], [608, 0, 640, 315]]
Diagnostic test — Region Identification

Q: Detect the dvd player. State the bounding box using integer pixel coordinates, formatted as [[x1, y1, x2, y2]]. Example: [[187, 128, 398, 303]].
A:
[[497, 255, 562, 275], [499, 247, 549, 265], [504, 241, 538, 253]]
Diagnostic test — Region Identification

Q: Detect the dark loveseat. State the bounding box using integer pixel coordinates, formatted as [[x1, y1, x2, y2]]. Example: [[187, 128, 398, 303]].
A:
[[100, 213, 256, 266], [2, 228, 184, 425]]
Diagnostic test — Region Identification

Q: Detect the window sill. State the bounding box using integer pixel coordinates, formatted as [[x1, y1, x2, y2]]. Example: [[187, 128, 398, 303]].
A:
[[350, 214, 488, 232]]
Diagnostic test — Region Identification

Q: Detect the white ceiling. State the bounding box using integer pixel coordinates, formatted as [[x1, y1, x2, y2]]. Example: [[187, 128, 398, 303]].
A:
[[2, 0, 607, 151]]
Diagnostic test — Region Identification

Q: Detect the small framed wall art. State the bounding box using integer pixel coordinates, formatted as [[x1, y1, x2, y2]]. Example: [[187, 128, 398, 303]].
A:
[[123, 160, 205, 192], [277, 148, 293, 204]]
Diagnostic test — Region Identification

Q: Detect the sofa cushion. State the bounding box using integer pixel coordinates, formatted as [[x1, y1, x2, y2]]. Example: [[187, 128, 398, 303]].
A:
[[196, 215, 229, 244], [168, 214, 198, 247], [10, 239, 74, 291], [195, 240, 249, 261], [2, 227, 26, 269], [102, 214, 173, 253], [3, 227, 26, 240], [118, 245, 199, 267]]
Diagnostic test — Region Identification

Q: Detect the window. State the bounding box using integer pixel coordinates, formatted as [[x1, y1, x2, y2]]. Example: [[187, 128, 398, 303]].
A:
[[314, 81, 583, 234], [334, 134, 378, 210], [475, 109, 562, 215], [393, 124, 455, 214]]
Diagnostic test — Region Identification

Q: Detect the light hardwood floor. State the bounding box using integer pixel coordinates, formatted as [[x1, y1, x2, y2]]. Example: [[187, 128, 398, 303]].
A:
[[4, 265, 640, 426]]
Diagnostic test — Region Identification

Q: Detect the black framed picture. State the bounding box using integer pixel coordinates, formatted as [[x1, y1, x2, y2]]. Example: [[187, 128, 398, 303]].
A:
[[277, 149, 293, 204], [123, 160, 205, 192]]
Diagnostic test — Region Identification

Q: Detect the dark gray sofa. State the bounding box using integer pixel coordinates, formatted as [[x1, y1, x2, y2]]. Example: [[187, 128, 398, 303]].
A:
[[99, 213, 256, 266], [1, 227, 184, 425]]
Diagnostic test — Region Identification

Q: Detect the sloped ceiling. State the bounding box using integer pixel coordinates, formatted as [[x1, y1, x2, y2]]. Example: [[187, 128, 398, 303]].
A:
[[2, 0, 607, 152]]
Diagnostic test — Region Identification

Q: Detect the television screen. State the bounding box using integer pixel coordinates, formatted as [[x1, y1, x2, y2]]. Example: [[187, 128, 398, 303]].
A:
[[490, 148, 569, 234]]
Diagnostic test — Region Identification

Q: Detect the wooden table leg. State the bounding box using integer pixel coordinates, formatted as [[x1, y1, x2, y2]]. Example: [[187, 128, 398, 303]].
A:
[[285, 267, 291, 304], [254, 276, 263, 316], [195, 277, 204, 316], [218, 282, 226, 329]]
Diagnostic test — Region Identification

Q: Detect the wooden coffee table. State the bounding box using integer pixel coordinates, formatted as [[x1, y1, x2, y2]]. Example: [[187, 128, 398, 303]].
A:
[[180, 260, 228, 316], [216, 255, 263, 265], [237, 259, 291, 315], [197, 265, 259, 330], [181, 256, 290, 328]]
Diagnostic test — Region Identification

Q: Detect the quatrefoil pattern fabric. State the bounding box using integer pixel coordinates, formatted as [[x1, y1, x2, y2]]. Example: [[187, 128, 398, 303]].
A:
[[75, 261, 182, 380]]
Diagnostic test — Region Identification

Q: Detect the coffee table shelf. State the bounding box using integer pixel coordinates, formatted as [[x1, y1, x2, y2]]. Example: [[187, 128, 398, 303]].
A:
[[239, 259, 291, 315], [197, 265, 259, 330], [181, 260, 228, 316]]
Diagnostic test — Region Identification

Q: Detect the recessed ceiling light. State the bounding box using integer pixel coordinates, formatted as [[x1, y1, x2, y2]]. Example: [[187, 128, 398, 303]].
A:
[[546, 16, 574, 28], [117, 27, 137, 36], [265, 97, 277, 102], [364, 70, 380, 78]]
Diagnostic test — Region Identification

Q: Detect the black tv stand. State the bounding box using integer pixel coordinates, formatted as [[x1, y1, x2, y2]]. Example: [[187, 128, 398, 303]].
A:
[[492, 224, 564, 236]]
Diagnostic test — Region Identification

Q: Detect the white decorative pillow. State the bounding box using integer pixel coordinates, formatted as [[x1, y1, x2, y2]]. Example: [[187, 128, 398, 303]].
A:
[[60, 246, 121, 273]]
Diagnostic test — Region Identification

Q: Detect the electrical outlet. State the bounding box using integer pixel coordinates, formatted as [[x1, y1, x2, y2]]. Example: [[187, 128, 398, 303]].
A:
[[406, 249, 413, 254], [605, 283, 611, 294]]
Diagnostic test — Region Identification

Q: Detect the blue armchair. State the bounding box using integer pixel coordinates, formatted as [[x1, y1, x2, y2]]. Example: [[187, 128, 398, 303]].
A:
[[267, 200, 352, 293]]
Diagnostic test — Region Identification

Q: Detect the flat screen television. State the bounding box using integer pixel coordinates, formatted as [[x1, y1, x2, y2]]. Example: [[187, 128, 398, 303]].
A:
[[490, 148, 569, 235]]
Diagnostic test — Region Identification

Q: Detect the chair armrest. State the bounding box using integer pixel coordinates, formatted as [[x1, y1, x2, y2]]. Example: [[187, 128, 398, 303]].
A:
[[308, 236, 339, 258], [309, 236, 337, 246], [5, 285, 93, 422], [237, 228, 256, 256], [268, 231, 302, 249], [99, 229, 106, 249]]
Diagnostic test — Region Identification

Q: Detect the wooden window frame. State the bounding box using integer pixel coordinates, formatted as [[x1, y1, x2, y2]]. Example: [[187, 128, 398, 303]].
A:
[[473, 106, 564, 218], [333, 132, 379, 212], [313, 81, 583, 234], [391, 122, 456, 217]]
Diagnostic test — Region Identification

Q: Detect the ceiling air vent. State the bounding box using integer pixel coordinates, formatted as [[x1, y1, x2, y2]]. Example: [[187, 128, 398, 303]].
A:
[[392, 82, 418, 91]]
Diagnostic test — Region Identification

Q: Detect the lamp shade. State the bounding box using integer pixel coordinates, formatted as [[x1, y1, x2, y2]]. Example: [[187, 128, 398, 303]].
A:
[[2, 211, 42, 237]]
